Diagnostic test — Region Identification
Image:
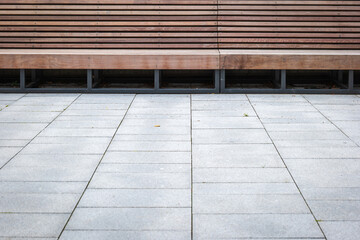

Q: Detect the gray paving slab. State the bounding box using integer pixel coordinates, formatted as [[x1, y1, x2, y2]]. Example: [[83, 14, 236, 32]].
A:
[[50, 120, 120, 129], [192, 129, 271, 143], [0, 193, 79, 213], [0, 147, 21, 166], [193, 168, 292, 183], [248, 94, 307, 102], [192, 116, 262, 128], [66, 208, 190, 231], [126, 114, 190, 119], [309, 200, 360, 221], [102, 151, 191, 164], [319, 110, 360, 121], [286, 159, 360, 187], [0, 182, 86, 194], [117, 125, 190, 135], [0, 94, 25, 101], [38, 128, 115, 137], [67, 103, 129, 110], [268, 131, 348, 140], [193, 183, 299, 195], [304, 94, 360, 104], [192, 94, 247, 101], [193, 144, 283, 168], [121, 118, 190, 127], [0, 213, 69, 238], [264, 123, 338, 132], [21, 143, 109, 154], [301, 187, 360, 200], [192, 110, 256, 117], [278, 146, 360, 158], [108, 141, 190, 152], [75, 94, 134, 104], [113, 134, 190, 141], [0, 123, 47, 140], [273, 139, 356, 147], [192, 100, 253, 110], [131, 101, 190, 109], [7, 154, 101, 168], [0, 139, 29, 147], [89, 172, 190, 189], [0, 111, 59, 122], [193, 194, 309, 214], [0, 166, 94, 182], [60, 230, 190, 240], [98, 163, 190, 173], [79, 189, 190, 207], [31, 136, 111, 144], [193, 214, 323, 239], [320, 221, 360, 240], [62, 109, 126, 116], [127, 107, 190, 115]]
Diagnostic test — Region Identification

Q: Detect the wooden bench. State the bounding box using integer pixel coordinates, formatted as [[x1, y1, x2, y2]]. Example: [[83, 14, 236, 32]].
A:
[[0, 0, 359, 93]]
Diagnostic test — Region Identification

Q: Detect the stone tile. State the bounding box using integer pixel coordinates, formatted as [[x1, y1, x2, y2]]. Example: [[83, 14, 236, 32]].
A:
[[126, 114, 190, 119], [273, 139, 356, 147], [320, 221, 360, 240], [2, 105, 65, 112], [269, 131, 348, 140], [66, 208, 190, 231], [97, 163, 190, 173], [315, 104, 360, 110], [0, 139, 29, 147], [79, 189, 190, 207], [102, 152, 191, 164], [192, 129, 271, 144], [0, 112, 59, 122], [62, 109, 126, 116], [13, 97, 74, 106], [320, 110, 360, 121], [193, 168, 292, 183], [56, 115, 122, 122], [0, 123, 47, 140], [301, 187, 360, 200], [50, 120, 119, 129], [113, 134, 190, 141], [192, 110, 256, 117], [260, 117, 330, 124], [89, 172, 190, 189], [8, 154, 101, 168], [193, 183, 299, 195], [309, 200, 360, 221], [60, 230, 190, 240], [131, 101, 189, 109], [193, 214, 323, 239], [0, 147, 21, 166], [0, 193, 79, 213], [278, 146, 360, 158], [31, 136, 111, 144], [0, 94, 25, 101], [257, 111, 325, 119], [286, 159, 360, 187], [0, 166, 94, 182], [192, 116, 262, 128], [21, 143, 108, 154], [75, 94, 134, 104], [108, 141, 191, 152], [193, 144, 284, 168], [0, 182, 86, 194], [192, 94, 247, 101], [127, 107, 189, 115], [67, 103, 129, 110], [192, 100, 253, 111], [304, 95, 360, 105], [39, 128, 115, 137], [264, 123, 338, 132], [193, 194, 309, 214], [117, 126, 190, 135], [0, 213, 68, 237], [248, 94, 307, 102], [121, 118, 190, 127]]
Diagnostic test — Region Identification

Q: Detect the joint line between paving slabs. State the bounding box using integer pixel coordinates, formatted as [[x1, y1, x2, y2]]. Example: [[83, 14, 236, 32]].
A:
[[245, 94, 327, 239], [57, 94, 137, 239], [0, 94, 82, 170], [303, 95, 360, 148], [190, 94, 194, 240]]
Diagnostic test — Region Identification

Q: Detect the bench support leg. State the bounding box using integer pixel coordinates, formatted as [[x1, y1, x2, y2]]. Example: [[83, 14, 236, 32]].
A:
[[214, 70, 220, 93], [154, 70, 160, 91], [349, 70, 354, 91], [220, 70, 225, 93], [281, 70, 286, 90], [20, 69, 25, 90], [87, 69, 92, 91]]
